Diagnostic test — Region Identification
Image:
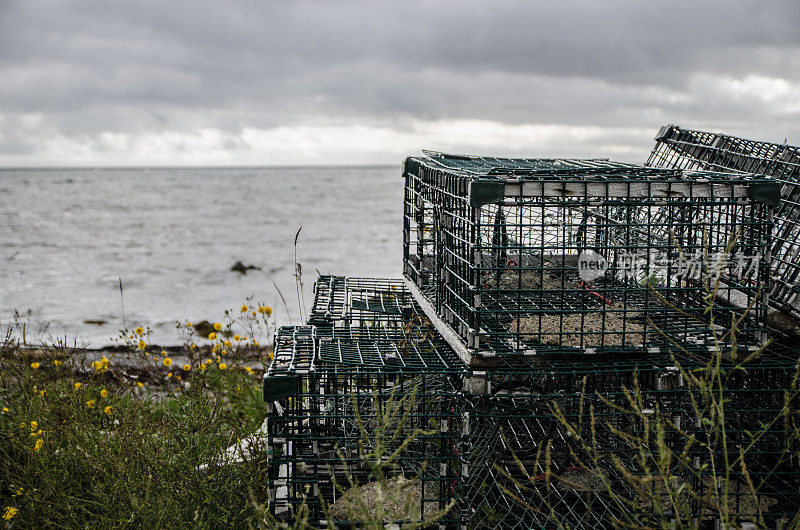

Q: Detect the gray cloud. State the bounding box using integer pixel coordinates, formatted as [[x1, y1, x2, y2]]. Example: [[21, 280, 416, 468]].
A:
[[1, 0, 799, 165]]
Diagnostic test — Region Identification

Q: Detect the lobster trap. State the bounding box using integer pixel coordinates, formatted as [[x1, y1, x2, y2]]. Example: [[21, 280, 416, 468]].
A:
[[262, 277, 466, 527], [647, 125, 800, 328], [458, 350, 800, 529], [403, 152, 779, 362]]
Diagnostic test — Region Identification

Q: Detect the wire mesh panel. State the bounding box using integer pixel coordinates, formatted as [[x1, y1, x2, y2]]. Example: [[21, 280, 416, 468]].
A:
[[457, 352, 800, 529], [647, 125, 800, 325], [403, 152, 778, 362]]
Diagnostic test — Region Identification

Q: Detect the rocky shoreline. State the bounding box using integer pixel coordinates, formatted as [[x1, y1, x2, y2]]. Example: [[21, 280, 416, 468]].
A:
[[4, 343, 271, 386]]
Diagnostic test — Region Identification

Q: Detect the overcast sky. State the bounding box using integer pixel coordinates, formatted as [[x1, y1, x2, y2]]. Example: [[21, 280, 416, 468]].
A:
[[1, 0, 799, 166]]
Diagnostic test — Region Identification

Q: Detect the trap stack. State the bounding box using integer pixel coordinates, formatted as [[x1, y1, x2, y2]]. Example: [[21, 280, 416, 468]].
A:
[[403, 152, 778, 363], [647, 125, 800, 334], [263, 277, 800, 528], [262, 276, 466, 527], [262, 143, 798, 528]]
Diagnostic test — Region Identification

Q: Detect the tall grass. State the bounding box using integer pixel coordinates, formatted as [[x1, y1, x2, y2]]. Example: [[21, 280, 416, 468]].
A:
[[0, 302, 275, 528]]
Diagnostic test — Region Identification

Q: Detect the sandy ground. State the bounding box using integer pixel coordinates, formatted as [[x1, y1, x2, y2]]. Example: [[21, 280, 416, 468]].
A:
[[509, 304, 647, 348]]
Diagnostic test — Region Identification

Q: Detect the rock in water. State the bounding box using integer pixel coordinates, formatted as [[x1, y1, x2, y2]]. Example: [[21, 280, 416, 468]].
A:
[[193, 320, 215, 337], [230, 261, 262, 275]]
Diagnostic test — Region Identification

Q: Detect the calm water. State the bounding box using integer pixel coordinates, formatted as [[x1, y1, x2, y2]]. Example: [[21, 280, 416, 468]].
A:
[[0, 166, 402, 346]]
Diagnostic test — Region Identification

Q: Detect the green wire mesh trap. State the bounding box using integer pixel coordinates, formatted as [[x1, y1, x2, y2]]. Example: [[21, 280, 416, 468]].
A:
[[403, 152, 778, 362], [263, 277, 466, 527], [457, 347, 800, 529], [647, 125, 800, 333]]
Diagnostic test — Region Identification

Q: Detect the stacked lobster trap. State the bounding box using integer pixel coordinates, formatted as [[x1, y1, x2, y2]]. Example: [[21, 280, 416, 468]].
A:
[[647, 125, 800, 334], [262, 276, 466, 527], [457, 350, 800, 528], [262, 135, 800, 528], [403, 152, 779, 362]]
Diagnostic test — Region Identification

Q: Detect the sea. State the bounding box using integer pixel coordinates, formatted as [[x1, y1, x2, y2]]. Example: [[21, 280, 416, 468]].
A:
[[0, 166, 402, 346]]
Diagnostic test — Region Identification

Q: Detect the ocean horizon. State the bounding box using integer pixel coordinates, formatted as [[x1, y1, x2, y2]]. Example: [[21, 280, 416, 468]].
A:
[[0, 166, 402, 346]]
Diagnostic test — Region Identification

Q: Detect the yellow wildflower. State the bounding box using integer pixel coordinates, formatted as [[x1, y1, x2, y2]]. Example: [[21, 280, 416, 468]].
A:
[[87, 400, 95, 408], [243, 366, 254, 374], [3, 506, 18, 521], [187, 321, 192, 328], [53, 359, 62, 367], [182, 364, 191, 371], [90, 357, 110, 373], [269, 351, 274, 361], [167, 372, 173, 379], [39, 389, 46, 397], [1, 407, 8, 414], [137, 340, 146, 350], [252, 340, 259, 347], [189, 344, 196, 350], [212, 344, 219, 353], [204, 358, 212, 365], [30, 362, 40, 370], [104, 406, 112, 415], [233, 334, 241, 341], [218, 363, 227, 370], [100, 389, 109, 398], [34, 438, 43, 453], [135, 326, 143, 335], [163, 357, 172, 367], [264, 306, 273, 316], [221, 349, 227, 356], [198, 363, 206, 371], [216, 356, 221, 363], [224, 340, 231, 348], [14, 488, 22, 496], [161, 350, 167, 357], [30, 421, 37, 431], [242, 336, 248, 341], [213, 322, 222, 331], [137, 381, 144, 389], [241, 304, 248, 312], [74, 382, 82, 390], [208, 332, 216, 340]]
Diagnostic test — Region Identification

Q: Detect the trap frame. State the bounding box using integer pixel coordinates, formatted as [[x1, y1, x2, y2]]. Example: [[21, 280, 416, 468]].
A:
[[403, 152, 778, 362], [647, 124, 800, 326]]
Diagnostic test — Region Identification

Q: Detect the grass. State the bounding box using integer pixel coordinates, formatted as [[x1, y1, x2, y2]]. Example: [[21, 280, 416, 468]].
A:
[[0, 303, 277, 528]]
